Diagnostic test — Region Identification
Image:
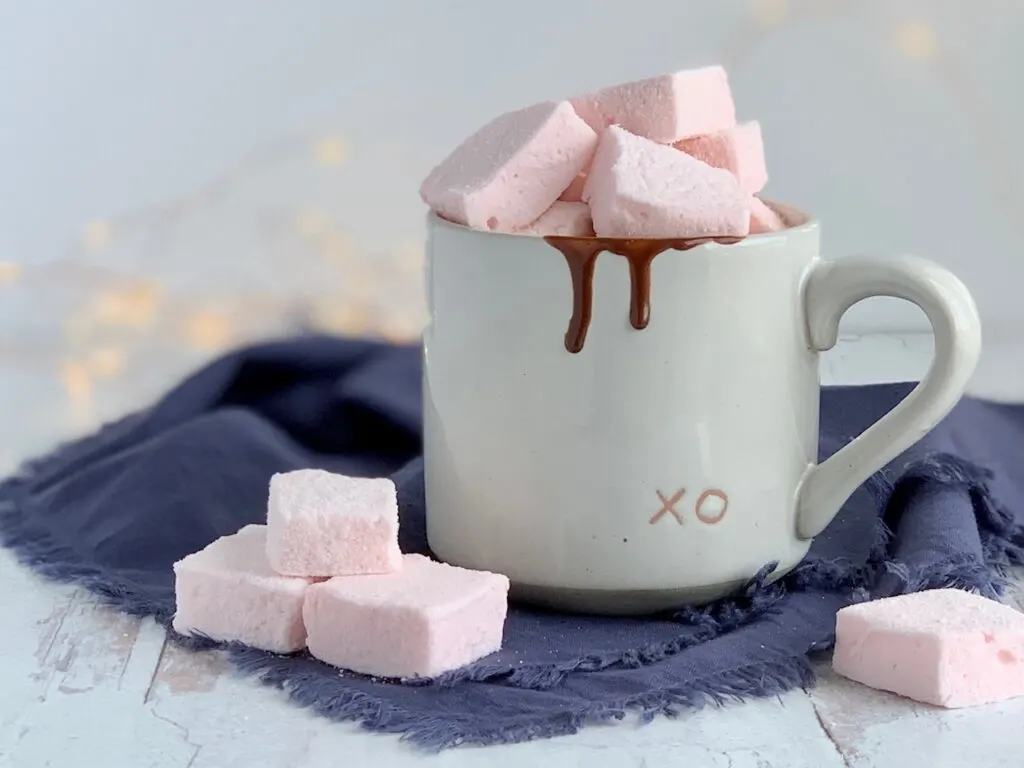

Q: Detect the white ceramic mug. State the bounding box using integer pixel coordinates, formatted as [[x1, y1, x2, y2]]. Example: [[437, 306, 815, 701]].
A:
[[422, 204, 981, 614]]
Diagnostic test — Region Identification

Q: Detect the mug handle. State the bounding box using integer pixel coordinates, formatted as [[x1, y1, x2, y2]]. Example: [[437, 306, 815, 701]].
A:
[[796, 254, 982, 539]]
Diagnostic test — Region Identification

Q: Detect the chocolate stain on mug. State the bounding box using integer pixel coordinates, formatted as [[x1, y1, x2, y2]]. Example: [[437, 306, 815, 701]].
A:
[[545, 236, 743, 352]]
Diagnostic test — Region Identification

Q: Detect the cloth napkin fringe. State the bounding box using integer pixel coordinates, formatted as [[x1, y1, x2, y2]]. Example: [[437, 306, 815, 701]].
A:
[[2, 403, 1021, 751], [220, 641, 815, 751]]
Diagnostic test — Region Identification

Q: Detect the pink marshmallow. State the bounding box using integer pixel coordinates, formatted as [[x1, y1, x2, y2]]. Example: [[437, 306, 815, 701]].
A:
[[570, 65, 737, 144], [517, 201, 594, 237], [833, 589, 1024, 708], [266, 469, 401, 578], [172, 525, 312, 653], [675, 121, 767, 195], [304, 554, 510, 679], [750, 197, 786, 234], [559, 173, 588, 203], [419, 100, 598, 232], [583, 126, 750, 238]]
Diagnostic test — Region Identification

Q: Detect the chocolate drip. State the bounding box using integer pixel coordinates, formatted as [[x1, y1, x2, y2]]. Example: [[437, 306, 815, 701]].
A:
[[545, 236, 743, 353]]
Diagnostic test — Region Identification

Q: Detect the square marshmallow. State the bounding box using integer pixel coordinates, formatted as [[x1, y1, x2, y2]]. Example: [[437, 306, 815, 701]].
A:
[[675, 121, 768, 195], [583, 125, 749, 238], [571, 65, 736, 144], [304, 554, 510, 679], [833, 588, 1024, 708], [419, 100, 597, 232], [172, 524, 312, 653], [516, 201, 594, 237], [750, 197, 786, 234], [266, 469, 402, 578]]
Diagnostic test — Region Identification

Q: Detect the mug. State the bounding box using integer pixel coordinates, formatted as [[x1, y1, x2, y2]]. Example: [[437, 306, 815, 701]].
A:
[[421, 203, 981, 614]]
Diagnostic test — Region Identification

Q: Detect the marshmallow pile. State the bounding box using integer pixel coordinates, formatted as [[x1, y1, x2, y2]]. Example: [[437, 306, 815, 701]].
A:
[[420, 64, 785, 239], [172, 469, 509, 679]]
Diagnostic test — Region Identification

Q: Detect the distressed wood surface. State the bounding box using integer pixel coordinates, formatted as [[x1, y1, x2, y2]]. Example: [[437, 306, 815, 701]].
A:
[[3, 333, 1023, 767]]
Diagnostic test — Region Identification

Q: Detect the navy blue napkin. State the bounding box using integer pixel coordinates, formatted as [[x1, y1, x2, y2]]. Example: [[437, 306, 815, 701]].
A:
[[2, 335, 1023, 750]]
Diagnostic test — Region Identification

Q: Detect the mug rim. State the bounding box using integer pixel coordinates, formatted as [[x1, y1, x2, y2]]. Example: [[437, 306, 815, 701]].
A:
[[427, 199, 819, 246]]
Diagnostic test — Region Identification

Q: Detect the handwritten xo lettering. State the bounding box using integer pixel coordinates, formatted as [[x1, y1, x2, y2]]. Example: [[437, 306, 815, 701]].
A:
[[649, 488, 729, 526], [651, 489, 685, 525]]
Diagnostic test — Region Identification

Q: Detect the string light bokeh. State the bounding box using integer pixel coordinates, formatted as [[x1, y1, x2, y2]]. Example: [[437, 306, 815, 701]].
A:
[[0, 127, 430, 463], [725, 0, 1022, 236]]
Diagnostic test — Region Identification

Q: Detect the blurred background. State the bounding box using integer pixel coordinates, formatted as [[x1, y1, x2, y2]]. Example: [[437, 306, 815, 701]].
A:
[[1, 0, 1021, 466]]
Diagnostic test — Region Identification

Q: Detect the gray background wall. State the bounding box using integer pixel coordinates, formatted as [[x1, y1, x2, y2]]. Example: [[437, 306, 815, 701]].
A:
[[0, 0, 1021, 449]]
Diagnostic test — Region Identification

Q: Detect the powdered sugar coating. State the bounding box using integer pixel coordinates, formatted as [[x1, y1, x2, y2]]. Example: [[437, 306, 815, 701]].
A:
[[172, 524, 312, 653], [570, 65, 736, 144], [749, 197, 786, 234], [419, 100, 597, 232], [304, 554, 510, 679], [516, 201, 594, 237], [583, 125, 749, 238], [675, 121, 768, 195], [266, 469, 401, 577], [833, 589, 1024, 708]]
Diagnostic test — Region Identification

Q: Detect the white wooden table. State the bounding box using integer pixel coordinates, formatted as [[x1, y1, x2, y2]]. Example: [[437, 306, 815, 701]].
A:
[[2, 333, 1023, 768]]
